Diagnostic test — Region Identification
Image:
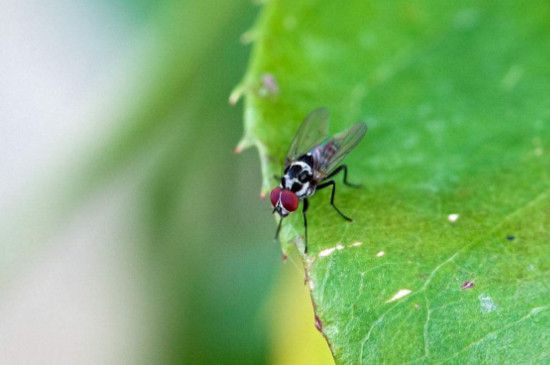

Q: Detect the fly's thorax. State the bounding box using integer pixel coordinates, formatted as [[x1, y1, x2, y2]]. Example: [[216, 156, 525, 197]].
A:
[[283, 158, 316, 198]]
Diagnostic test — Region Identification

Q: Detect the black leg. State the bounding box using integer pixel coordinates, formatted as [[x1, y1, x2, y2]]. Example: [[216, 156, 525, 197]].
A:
[[302, 198, 309, 253], [275, 216, 283, 241], [324, 165, 361, 188], [317, 180, 353, 221]]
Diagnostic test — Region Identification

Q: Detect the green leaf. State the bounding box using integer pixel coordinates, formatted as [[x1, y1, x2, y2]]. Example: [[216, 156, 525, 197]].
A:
[[239, 1, 549, 363]]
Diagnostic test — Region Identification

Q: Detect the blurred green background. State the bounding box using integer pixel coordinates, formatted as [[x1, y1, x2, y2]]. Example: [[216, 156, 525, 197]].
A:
[[0, 0, 331, 364]]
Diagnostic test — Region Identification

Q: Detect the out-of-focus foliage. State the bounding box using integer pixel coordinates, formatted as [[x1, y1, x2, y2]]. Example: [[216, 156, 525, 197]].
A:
[[269, 259, 335, 365], [80, 1, 282, 364], [242, 0, 549, 363]]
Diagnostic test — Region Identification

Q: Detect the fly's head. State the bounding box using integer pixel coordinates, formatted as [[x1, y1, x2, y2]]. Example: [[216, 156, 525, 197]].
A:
[[270, 187, 299, 217]]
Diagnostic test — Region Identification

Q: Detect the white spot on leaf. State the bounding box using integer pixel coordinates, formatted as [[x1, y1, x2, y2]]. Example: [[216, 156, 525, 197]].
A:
[[453, 8, 480, 29], [448, 213, 460, 223], [479, 293, 497, 313], [318, 247, 336, 257], [501, 65, 524, 91], [318, 241, 364, 258], [358, 31, 377, 49], [376, 251, 385, 257], [386, 289, 412, 303], [283, 15, 297, 30], [532, 137, 543, 157]]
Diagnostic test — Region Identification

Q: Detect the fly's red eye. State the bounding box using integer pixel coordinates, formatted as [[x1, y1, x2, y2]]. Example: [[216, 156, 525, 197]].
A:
[[280, 190, 299, 212], [270, 187, 282, 207]]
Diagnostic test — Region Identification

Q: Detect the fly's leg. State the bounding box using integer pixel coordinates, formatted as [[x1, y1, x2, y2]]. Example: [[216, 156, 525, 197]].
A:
[[317, 180, 353, 221], [275, 216, 283, 241], [324, 165, 361, 188], [302, 198, 309, 253]]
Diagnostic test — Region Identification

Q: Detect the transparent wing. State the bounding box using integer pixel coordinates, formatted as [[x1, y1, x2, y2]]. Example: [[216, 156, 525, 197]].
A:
[[285, 108, 330, 166], [314, 122, 367, 179]]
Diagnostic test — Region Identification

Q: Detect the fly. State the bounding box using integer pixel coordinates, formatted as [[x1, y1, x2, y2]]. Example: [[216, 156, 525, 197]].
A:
[[270, 108, 367, 253]]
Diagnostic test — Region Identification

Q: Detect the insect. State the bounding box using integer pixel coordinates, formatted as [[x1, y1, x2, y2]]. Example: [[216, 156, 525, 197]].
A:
[[270, 108, 367, 253]]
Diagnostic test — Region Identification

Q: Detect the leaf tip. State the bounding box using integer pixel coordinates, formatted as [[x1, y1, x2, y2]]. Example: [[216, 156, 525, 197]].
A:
[[234, 136, 254, 154], [228, 83, 246, 106]]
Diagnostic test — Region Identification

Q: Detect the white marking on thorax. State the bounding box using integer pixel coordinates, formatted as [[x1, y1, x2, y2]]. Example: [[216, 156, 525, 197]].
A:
[[295, 182, 311, 197], [289, 161, 312, 174], [283, 161, 314, 198]]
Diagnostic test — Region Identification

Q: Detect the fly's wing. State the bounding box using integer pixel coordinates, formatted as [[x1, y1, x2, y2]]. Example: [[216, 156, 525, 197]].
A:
[[285, 108, 330, 166], [314, 122, 367, 180]]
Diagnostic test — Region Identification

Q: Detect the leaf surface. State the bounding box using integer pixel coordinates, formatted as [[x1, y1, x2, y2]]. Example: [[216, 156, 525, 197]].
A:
[[239, 1, 550, 363]]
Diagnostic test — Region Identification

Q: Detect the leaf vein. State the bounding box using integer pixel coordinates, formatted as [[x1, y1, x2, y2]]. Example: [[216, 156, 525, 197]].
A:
[[438, 306, 548, 364]]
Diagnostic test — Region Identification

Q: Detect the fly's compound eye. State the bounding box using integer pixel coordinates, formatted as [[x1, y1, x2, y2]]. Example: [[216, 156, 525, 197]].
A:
[[270, 187, 282, 207], [298, 171, 309, 182], [280, 190, 299, 212]]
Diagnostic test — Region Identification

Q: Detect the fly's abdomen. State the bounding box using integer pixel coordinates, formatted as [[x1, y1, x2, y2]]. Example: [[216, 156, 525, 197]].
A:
[[319, 141, 338, 166]]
